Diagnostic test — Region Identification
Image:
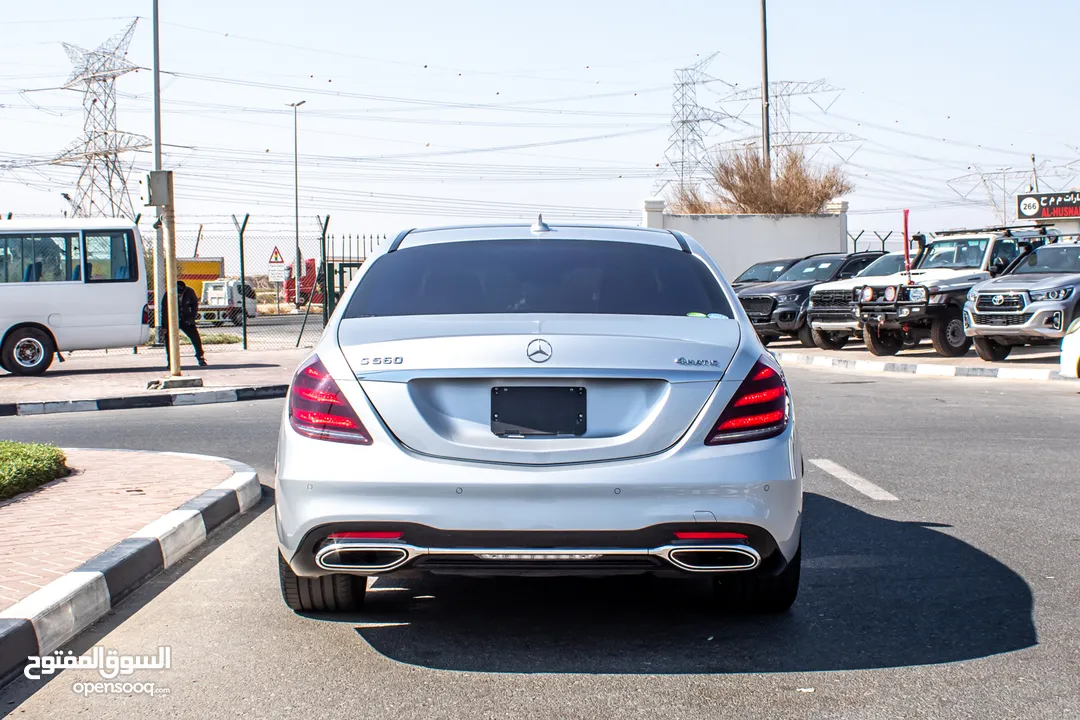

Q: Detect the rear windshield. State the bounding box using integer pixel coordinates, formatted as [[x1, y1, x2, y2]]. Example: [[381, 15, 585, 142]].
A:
[[735, 260, 792, 283], [343, 239, 733, 318], [1013, 245, 1080, 274]]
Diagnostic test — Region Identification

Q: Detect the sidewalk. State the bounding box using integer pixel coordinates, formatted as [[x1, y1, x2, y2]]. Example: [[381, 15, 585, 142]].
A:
[[0, 449, 260, 684], [767, 338, 1067, 381], [0, 348, 307, 409], [0, 449, 235, 611]]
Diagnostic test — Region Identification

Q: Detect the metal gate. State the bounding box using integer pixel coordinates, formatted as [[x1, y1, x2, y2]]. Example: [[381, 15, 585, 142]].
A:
[[324, 260, 365, 318]]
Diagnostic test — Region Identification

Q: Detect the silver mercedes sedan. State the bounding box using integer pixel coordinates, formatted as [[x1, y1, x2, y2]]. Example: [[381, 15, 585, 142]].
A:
[[275, 220, 804, 614]]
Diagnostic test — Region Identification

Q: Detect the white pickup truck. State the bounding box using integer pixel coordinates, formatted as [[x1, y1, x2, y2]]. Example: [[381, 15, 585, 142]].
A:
[[197, 279, 257, 327]]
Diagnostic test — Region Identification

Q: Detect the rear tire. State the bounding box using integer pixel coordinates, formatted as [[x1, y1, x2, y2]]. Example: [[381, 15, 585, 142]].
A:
[[931, 308, 972, 357], [759, 334, 777, 346], [811, 328, 849, 350], [973, 337, 1011, 361], [863, 328, 903, 356], [714, 546, 801, 614], [1, 327, 55, 376], [796, 324, 816, 348], [279, 553, 367, 613]]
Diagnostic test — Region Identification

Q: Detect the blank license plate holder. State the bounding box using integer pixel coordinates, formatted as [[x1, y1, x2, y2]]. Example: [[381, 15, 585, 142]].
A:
[[491, 386, 586, 437]]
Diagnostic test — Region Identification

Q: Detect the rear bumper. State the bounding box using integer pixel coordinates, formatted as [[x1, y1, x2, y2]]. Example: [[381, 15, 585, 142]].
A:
[[275, 420, 803, 578], [288, 523, 789, 579]]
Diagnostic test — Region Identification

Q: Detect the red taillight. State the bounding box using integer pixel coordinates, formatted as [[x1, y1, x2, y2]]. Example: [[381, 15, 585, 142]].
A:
[[327, 531, 402, 540], [733, 386, 783, 407], [674, 531, 748, 540], [141, 304, 151, 325], [289, 355, 372, 445], [705, 356, 788, 445]]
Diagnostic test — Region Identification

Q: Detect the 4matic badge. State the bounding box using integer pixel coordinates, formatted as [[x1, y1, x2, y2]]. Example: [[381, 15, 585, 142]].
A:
[[676, 357, 721, 367]]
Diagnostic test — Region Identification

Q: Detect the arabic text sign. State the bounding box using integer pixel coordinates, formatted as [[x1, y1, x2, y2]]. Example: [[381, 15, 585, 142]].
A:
[[1017, 192, 1080, 220]]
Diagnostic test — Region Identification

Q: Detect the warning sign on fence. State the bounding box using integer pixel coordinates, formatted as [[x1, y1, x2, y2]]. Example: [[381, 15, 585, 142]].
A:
[[268, 246, 286, 283]]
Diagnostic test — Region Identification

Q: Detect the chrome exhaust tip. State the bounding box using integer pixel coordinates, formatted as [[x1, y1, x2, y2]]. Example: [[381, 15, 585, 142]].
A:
[[665, 545, 760, 572], [315, 544, 411, 573]]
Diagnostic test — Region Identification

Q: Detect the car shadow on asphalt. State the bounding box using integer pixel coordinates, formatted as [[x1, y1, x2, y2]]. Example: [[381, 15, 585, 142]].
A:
[[347, 493, 1036, 674]]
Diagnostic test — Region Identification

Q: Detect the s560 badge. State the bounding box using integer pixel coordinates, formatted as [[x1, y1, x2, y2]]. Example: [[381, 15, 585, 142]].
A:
[[358, 357, 403, 366], [676, 357, 720, 367]]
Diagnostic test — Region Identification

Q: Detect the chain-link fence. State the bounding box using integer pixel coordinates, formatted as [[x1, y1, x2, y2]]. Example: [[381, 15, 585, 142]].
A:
[[129, 216, 386, 355]]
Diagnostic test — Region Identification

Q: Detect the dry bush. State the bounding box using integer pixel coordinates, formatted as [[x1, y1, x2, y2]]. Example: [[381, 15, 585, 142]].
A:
[[668, 147, 852, 215], [667, 184, 722, 214]]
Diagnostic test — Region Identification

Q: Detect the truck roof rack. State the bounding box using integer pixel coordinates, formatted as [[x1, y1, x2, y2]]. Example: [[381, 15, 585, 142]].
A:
[[934, 224, 1046, 237]]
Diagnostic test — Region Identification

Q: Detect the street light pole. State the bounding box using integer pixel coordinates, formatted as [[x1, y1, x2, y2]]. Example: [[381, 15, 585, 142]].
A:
[[151, 0, 165, 335], [759, 0, 771, 171], [287, 100, 306, 307]]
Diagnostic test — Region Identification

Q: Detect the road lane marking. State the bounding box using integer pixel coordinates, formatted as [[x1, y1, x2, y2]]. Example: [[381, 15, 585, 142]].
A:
[[808, 459, 899, 501]]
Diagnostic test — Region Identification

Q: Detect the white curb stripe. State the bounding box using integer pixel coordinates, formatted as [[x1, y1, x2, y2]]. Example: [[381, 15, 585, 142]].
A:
[[0, 572, 110, 655], [915, 364, 957, 376], [131, 509, 207, 568], [172, 390, 240, 406], [996, 367, 1054, 381], [809, 459, 899, 502], [215, 471, 261, 513]]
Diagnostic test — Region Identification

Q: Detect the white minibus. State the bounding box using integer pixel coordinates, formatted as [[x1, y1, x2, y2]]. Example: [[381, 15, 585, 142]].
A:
[[0, 218, 150, 376]]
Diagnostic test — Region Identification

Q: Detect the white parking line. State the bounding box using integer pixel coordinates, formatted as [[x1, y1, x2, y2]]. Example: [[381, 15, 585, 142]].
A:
[[808, 459, 899, 501]]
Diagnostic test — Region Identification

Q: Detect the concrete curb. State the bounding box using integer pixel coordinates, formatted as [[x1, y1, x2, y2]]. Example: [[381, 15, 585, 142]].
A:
[[772, 351, 1070, 382], [0, 384, 288, 418], [0, 452, 261, 688]]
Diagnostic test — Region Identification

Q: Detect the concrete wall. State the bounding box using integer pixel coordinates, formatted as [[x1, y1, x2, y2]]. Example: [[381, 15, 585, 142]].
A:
[[643, 198, 849, 280]]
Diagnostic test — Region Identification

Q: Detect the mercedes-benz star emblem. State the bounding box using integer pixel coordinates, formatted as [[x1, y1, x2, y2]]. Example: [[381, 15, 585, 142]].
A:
[[992, 294, 1004, 306], [526, 338, 552, 363]]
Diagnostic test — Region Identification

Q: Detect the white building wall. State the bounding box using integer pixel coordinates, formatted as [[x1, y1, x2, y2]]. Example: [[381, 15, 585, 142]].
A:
[[642, 198, 849, 280]]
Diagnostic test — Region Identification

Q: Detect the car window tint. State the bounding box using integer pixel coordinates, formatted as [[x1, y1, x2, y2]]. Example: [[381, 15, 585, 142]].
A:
[[736, 261, 789, 283], [84, 230, 138, 282], [775, 257, 843, 282], [1014, 246, 1080, 274], [841, 256, 876, 276], [344, 240, 732, 318], [0, 234, 80, 283], [920, 238, 989, 269], [858, 254, 905, 276]]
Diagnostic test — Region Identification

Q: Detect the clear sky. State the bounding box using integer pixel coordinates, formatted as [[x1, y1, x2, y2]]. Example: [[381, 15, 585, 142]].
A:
[[3, 0, 1079, 248]]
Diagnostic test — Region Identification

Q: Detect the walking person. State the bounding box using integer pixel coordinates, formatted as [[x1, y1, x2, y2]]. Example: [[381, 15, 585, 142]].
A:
[[161, 280, 208, 367]]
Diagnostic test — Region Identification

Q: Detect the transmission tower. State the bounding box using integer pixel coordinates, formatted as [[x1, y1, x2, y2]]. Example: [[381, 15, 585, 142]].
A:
[[947, 160, 1080, 224], [51, 19, 150, 219], [715, 80, 858, 154], [654, 52, 735, 196]]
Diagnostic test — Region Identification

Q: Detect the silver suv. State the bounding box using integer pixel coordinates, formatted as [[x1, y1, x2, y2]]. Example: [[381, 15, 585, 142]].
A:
[[963, 241, 1080, 361]]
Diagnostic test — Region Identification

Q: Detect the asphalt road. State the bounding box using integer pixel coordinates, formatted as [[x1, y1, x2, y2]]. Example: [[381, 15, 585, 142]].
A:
[[188, 311, 322, 349], [1, 368, 1078, 719]]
